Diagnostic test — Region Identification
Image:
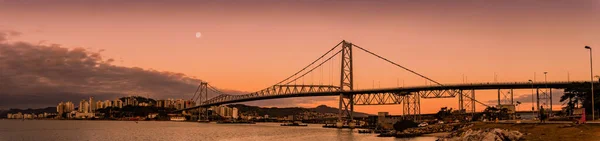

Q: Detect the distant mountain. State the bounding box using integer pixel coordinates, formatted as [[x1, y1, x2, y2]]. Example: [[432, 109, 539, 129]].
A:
[[0, 107, 57, 118], [228, 104, 372, 117], [313, 105, 371, 117]]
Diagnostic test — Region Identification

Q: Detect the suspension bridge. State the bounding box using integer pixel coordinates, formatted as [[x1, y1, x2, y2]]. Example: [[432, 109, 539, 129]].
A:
[[180, 40, 584, 126]]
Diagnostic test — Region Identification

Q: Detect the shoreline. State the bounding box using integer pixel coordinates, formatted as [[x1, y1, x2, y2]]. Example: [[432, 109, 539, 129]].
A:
[[439, 122, 600, 141]]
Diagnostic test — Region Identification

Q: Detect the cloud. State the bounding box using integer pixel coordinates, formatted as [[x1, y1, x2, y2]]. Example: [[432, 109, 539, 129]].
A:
[[0, 30, 334, 109], [486, 90, 566, 106], [0, 30, 20, 42], [0, 30, 211, 108]]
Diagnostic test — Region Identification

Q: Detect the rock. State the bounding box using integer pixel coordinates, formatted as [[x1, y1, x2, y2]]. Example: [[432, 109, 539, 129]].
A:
[[439, 128, 523, 141]]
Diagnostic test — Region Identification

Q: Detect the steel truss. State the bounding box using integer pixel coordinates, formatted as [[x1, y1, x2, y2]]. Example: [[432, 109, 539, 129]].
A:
[[201, 85, 340, 105], [403, 94, 420, 120], [458, 89, 476, 114], [419, 89, 461, 98], [537, 88, 552, 116], [353, 92, 408, 105], [496, 89, 514, 106]]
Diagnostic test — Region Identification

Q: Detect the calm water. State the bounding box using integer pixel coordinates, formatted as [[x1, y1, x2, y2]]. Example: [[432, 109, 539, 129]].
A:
[[0, 120, 437, 141]]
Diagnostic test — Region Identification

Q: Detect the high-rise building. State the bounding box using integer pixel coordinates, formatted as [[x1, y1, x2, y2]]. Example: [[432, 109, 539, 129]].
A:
[[57, 102, 65, 115], [104, 100, 112, 108], [123, 96, 138, 106], [165, 99, 174, 109], [79, 100, 90, 113], [211, 105, 235, 118], [64, 101, 75, 112], [113, 99, 123, 108], [89, 96, 95, 113], [96, 101, 104, 109], [232, 107, 239, 119], [79, 100, 86, 113], [156, 100, 165, 108]]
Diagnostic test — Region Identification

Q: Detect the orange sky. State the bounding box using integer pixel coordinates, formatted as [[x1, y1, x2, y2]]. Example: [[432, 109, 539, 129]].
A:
[[1, 0, 600, 114]]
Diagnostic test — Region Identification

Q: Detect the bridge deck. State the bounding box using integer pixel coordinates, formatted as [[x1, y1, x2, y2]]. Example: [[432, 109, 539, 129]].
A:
[[179, 81, 587, 111]]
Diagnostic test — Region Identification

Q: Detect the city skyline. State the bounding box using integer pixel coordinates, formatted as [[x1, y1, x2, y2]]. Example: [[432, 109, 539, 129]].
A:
[[1, 0, 600, 115]]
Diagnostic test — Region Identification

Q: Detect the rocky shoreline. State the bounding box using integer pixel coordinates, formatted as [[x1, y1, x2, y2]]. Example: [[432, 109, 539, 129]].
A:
[[438, 128, 523, 141], [378, 123, 472, 138]]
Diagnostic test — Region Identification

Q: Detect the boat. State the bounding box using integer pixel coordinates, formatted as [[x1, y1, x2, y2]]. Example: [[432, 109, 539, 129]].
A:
[[170, 116, 186, 121], [358, 129, 373, 134], [281, 121, 308, 127], [197, 120, 210, 123], [216, 120, 255, 124]]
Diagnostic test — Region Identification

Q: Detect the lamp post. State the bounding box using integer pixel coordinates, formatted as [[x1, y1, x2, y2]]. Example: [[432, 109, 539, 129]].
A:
[[529, 79, 534, 119], [544, 72, 548, 115], [585, 46, 595, 120]]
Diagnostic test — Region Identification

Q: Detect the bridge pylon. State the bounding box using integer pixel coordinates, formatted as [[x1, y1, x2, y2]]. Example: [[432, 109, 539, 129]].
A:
[[197, 82, 209, 121], [338, 40, 355, 128]]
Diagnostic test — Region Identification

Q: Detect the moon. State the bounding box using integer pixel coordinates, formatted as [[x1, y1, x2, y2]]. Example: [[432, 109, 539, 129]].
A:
[[195, 32, 202, 38]]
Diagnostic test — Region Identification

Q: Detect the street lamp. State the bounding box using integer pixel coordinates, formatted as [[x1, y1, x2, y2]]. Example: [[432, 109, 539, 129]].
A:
[[585, 46, 595, 120], [529, 79, 534, 119], [544, 72, 548, 116]]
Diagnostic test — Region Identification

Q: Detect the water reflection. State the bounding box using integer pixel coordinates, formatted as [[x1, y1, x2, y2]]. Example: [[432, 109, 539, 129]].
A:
[[0, 120, 437, 141]]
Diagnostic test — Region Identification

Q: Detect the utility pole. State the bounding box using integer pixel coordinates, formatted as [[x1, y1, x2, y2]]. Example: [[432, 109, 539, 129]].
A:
[[529, 80, 534, 119]]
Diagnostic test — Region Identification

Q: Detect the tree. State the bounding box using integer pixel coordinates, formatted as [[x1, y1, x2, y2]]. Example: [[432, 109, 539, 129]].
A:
[[393, 120, 418, 131], [435, 107, 453, 120], [560, 82, 598, 117]]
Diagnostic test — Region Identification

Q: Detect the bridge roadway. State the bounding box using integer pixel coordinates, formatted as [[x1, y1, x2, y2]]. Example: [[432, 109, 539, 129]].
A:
[[180, 81, 586, 111]]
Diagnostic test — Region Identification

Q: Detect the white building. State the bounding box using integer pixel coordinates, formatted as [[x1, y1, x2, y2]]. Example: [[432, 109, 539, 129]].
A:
[[211, 105, 237, 119], [57, 102, 65, 114], [89, 96, 95, 113], [64, 101, 75, 112], [79, 100, 90, 113], [104, 100, 112, 107], [96, 101, 104, 109], [113, 99, 123, 108], [232, 108, 239, 119]]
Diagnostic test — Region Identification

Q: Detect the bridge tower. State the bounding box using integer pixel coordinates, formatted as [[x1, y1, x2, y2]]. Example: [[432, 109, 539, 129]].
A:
[[338, 40, 354, 127], [197, 82, 209, 121]]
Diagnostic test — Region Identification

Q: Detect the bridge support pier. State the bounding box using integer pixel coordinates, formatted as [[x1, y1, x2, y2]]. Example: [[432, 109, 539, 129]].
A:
[[402, 94, 420, 121], [458, 89, 475, 114]]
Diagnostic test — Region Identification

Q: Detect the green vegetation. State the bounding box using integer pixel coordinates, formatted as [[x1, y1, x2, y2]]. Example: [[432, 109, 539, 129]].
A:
[[119, 96, 157, 105], [95, 106, 175, 120], [228, 104, 372, 117], [560, 82, 599, 117]]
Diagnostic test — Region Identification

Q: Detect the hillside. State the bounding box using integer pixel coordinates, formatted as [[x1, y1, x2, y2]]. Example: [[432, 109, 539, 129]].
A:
[[228, 104, 372, 117], [1, 107, 57, 118]]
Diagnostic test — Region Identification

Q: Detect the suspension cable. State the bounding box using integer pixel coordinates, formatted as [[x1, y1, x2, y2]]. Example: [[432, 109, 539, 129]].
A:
[[274, 41, 343, 85], [285, 50, 342, 85], [352, 44, 489, 107], [191, 84, 202, 101], [352, 44, 442, 85]]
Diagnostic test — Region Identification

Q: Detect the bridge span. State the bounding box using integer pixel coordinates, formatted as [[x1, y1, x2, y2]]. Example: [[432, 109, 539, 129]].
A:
[[182, 40, 584, 125], [182, 81, 584, 118]]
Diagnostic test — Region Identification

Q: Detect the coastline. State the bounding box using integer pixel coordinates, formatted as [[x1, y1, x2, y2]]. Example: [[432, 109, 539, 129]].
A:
[[439, 122, 600, 141]]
